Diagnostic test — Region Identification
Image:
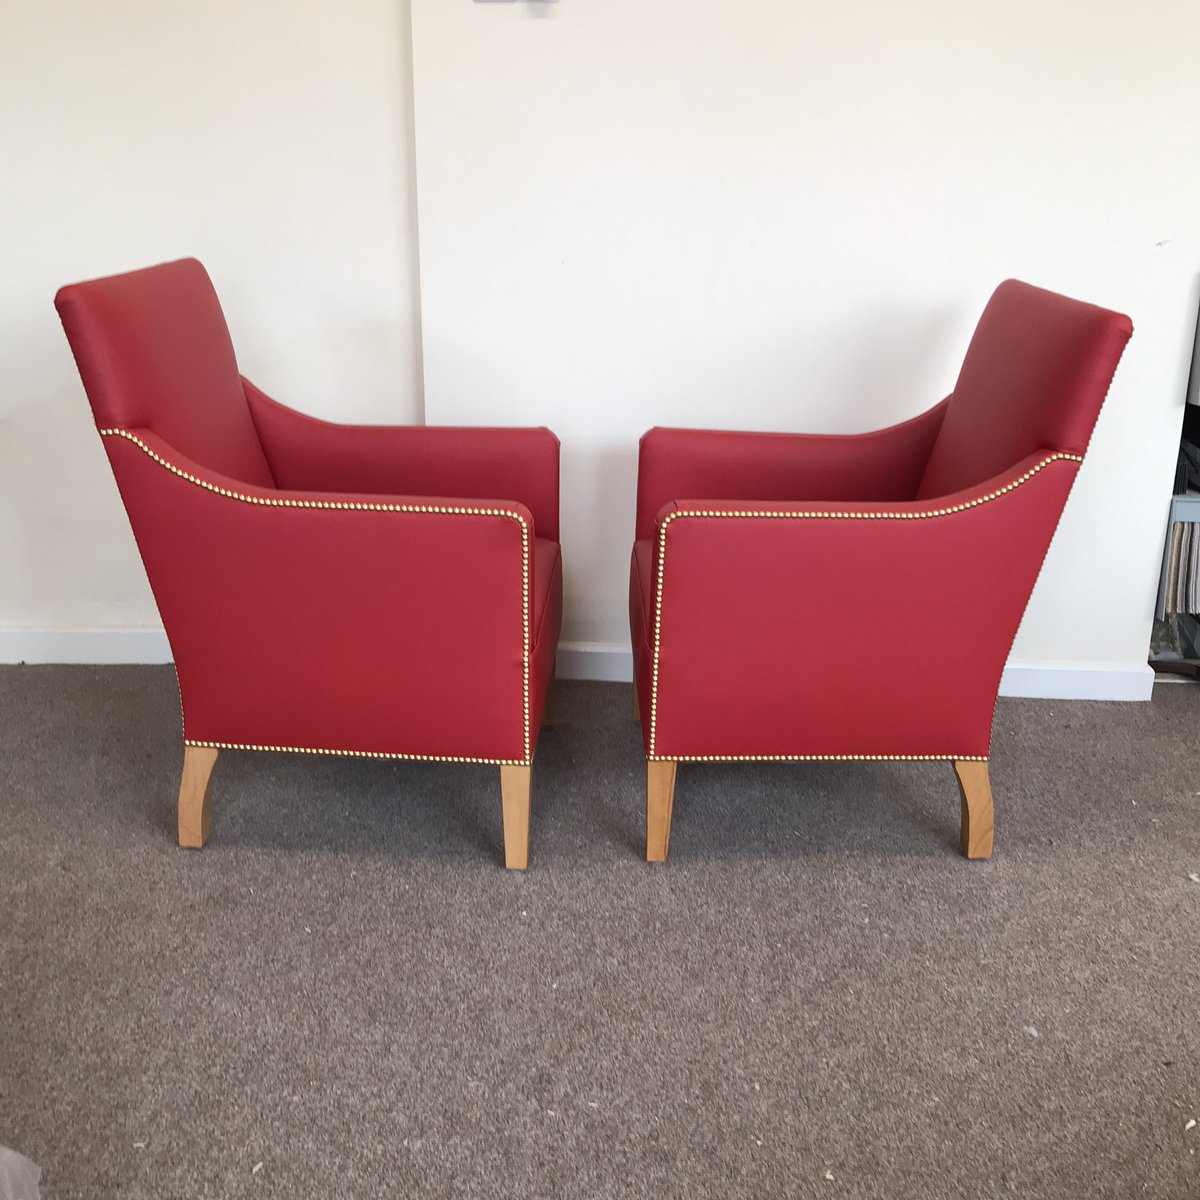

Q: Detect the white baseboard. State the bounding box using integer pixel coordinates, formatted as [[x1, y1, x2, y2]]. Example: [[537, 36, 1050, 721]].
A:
[[0, 628, 173, 664], [997, 660, 1154, 701], [560, 643, 1157, 701], [0, 630, 1156, 701], [557, 641, 635, 682]]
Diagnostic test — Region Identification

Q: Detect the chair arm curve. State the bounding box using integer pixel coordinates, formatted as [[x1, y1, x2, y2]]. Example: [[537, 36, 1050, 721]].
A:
[[243, 379, 560, 540], [100, 427, 537, 763], [644, 452, 1081, 761], [635, 399, 950, 539]]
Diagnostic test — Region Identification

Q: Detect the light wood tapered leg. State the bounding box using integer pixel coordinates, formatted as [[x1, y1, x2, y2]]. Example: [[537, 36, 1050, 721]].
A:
[[953, 760, 994, 859], [632, 686, 641, 721], [646, 759, 677, 862], [500, 764, 532, 870], [178, 745, 219, 849]]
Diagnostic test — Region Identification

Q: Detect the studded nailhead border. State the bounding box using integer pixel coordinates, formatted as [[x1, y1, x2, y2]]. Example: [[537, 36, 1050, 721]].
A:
[[101, 428, 532, 767], [668, 753, 987, 763], [184, 738, 525, 766], [646, 451, 1083, 762]]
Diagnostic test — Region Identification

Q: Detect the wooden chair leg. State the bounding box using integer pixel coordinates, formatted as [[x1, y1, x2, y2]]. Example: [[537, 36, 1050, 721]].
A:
[[953, 759, 994, 859], [646, 759, 677, 862], [500, 764, 532, 870], [178, 745, 219, 849], [632, 686, 641, 721]]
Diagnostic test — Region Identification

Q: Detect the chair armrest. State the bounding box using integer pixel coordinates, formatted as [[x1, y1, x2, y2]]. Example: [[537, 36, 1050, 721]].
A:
[[101, 427, 537, 763], [644, 451, 1080, 761], [635, 400, 949, 539], [244, 378, 560, 540]]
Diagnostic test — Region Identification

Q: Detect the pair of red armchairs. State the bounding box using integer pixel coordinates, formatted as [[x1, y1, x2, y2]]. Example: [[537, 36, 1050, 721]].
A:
[[56, 261, 1132, 868]]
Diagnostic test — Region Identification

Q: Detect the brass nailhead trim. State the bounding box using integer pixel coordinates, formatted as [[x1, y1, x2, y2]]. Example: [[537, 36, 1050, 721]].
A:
[[646, 452, 1083, 760], [649, 753, 988, 763], [185, 739, 524, 766], [101, 428, 533, 766]]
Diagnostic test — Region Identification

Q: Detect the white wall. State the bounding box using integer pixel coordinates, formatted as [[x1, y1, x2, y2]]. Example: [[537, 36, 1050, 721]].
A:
[[1, 1, 1196, 698], [0, 0, 422, 644], [411, 0, 1200, 697]]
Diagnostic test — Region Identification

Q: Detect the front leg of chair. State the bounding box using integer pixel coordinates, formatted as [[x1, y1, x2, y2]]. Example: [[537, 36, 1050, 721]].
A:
[[646, 759, 678, 862], [178, 745, 219, 848], [953, 760, 994, 859], [500, 764, 532, 870]]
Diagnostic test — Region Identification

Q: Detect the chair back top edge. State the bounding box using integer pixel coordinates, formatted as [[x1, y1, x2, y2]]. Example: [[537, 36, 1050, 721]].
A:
[[55, 258, 275, 488], [915, 279, 1133, 500]]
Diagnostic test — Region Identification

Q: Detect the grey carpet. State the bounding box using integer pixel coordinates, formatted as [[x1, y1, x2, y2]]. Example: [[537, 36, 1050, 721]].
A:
[[1, 667, 1198, 1200]]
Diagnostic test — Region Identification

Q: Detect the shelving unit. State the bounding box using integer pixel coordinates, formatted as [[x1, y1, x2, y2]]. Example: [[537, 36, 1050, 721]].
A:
[[1154, 490, 1200, 623], [1149, 297, 1200, 675], [1151, 486, 1200, 675], [1166, 491, 1200, 523]]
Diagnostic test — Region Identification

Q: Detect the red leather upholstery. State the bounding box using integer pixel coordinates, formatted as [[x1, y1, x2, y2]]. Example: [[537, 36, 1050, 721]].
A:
[[917, 280, 1133, 499], [246, 380, 560, 541], [55, 259, 276, 488], [636, 400, 948, 540], [56, 260, 561, 769], [631, 280, 1132, 772]]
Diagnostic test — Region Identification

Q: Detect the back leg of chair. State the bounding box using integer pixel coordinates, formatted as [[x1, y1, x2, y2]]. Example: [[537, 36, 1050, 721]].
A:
[[178, 745, 219, 848], [541, 664, 557, 728], [500, 764, 532, 870], [646, 759, 677, 862], [632, 686, 641, 722], [953, 760, 994, 859]]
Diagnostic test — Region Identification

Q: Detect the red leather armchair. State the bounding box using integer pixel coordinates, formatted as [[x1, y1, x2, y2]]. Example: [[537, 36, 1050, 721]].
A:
[[57, 259, 561, 869], [629, 280, 1132, 861]]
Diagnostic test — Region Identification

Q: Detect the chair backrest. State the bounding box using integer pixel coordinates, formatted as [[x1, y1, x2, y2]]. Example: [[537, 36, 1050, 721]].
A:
[[915, 280, 1133, 500], [55, 258, 275, 488]]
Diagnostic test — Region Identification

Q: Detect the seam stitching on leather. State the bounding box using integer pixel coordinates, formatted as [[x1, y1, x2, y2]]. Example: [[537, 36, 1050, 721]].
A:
[[646, 451, 1083, 761], [101, 427, 532, 766]]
